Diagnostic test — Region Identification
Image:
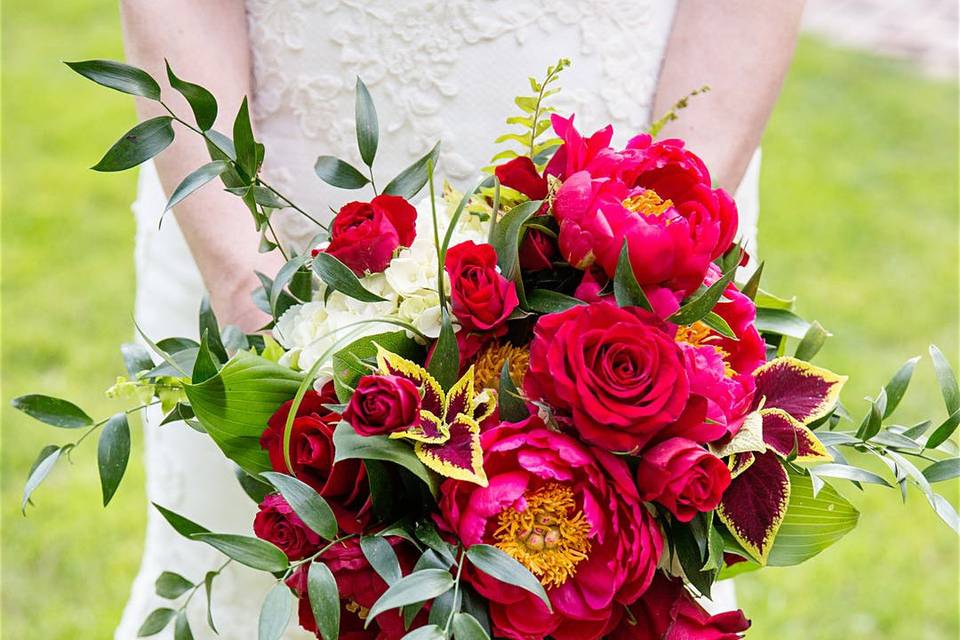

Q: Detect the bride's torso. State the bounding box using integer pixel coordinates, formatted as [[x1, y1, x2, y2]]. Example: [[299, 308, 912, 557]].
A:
[[245, 0, 681, 246]]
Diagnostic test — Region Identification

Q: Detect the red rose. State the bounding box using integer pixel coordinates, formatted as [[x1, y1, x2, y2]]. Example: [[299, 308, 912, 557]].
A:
[[253, 493, 321, 561], [518, 226, 557, 271], [444, 241, 519, 334], [261, 385, 371, 533], [343, 374, 421, 437], [286, 538, 424, 639], [610, 573, 750, 639], [495, 156, 548, 200], [524, 303, 691, 452], [635, 437, 731, 522], [323, 194, 417, 275]]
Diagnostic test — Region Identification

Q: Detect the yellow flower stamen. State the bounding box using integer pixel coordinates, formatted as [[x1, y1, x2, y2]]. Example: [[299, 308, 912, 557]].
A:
[[622, 189, 673, 216], [473, 341, 530, 391], [676, 321, 736, 378], [345, 600, 369, 621], [494, 484, 592, 588]]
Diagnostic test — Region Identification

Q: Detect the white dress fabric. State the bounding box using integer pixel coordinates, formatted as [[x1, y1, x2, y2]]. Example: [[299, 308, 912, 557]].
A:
[[117, 1, 757, 637]]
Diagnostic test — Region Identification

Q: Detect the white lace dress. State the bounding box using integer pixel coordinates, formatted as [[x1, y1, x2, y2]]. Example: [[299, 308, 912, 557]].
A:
[[117, 2, 758, 637]]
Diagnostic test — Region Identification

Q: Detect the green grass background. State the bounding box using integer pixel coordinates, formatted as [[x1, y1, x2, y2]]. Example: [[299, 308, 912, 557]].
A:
[[2, 1, 957, 638]]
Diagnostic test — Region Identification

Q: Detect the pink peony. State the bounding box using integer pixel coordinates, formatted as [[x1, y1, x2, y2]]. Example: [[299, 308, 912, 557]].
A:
[[437, 419, 663, 640]]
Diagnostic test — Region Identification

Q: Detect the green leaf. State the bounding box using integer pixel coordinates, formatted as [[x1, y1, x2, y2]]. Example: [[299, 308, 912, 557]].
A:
[[165, 161, 229, 212], [524, 289, 585, 314], [174, 611, 194, 640], [669, 262, 738, 325], [165, 60, 217, 130], [121, 342, 155, 376], [192, 330, 221, 384], [498, 360, 529, 422], [98, 413, 131, 506], [366, 569, 455, 626], [312, 253, 388, 302], [491, 200, 542, 282], [156, 337, 200, 354], [333, 422, 440, 495], [308, 561, 341, 640], [427, 584, 462, 628], [701, 311, 736, 339], [258, 583, 292, 640], [452, 612, 491, 640], [184, 351, 303, 475], [465, 544, 551, 611], [137, 607, 177, 637], [235, 465, 273, 503], [383, 142, 441, 199], [355, 77, 379, 166], [809, 463, 891, 487], [233, 97, 257, 176], [153, 503, 210, 538], [315, 155, 370, 189], [855, 394, 885, 441], [191, 533, 289, 572], [22, 445, 62, 513], [93, 116, 174, 172], [11, 394, 93, 428], [65, 59, 160, 100], [794, 320, 830, 362], [203, 571, 219, 633], [199, 294, 228, 363], [741, 262, 764, 300], [155, 572, 194, 599], [261, 472, 338, 540], [361, 536, 403, 585], [613, 242, 653, 311], [767, 471, 859, 566], [270, 255, 309, 314], [923, 458, 960, 483], [882, 356, 921, 419], [426, 309, 460, 391], [403, 624, 447, 639], [928, 492, 960, 534], [755, 308, 811, 339], [930, 344, 960, 415], [332, 331, 423, 402], [925, 408, 960, 450]]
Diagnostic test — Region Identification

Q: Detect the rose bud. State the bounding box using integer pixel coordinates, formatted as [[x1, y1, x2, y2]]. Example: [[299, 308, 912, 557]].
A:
[[518, 227, 557, 272], [323, 194, 417, 275], [635, 437, 731, 522], [253, 493, 321, 561], [444, 241, 519, 334], [343, 374, 421, 437]]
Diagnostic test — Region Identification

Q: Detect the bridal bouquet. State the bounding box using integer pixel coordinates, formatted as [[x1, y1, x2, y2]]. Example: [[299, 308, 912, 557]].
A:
[[16, 59, 959, 640]]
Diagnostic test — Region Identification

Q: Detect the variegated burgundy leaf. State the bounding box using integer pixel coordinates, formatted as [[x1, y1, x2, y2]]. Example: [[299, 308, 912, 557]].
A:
[[376, 346, 444, 417], [444, 367, 476, 423], [717, 449, 790, 565], [415, 414, 487, 486], [753, 357, 847, 423], [760, 408, 833, 462], [728, 452, 755, 479], [390, 410, 448, 444]]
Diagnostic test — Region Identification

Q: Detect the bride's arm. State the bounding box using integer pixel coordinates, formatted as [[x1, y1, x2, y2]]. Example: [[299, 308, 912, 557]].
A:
[[121, 0, 283, 331], [653, 0, 806, 191]]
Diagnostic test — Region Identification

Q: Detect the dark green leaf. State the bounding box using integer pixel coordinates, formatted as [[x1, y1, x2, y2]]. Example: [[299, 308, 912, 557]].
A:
[[402, 625, 446, 639], [925, 408, 960, 450], [270, 255, 309, 313], [901, 420, 933, 440], [191, 533, 289, 572], [199, 294, 228, 363], [174, 611, 194, 640], [930, 344, 960, 415], [856, 394, 884, 441], [414, 522, 457, 567], [157, 337, 200, 354], [427, 309, 460, 391], [929, 492, 960, 534], [121, 343, 155, 376], [491, 200, 541, 282], [145, 347, 197, 379], [741, 262, 764, 300], [366, 569, 454, 625], [879, 356, 921, 419], [810, 463, 891, 487], [355, 77, 379, 166], [869, 429, 922, 451], [613, 242, 653, 311], [383, 142, 440, 199], [165, 60, 217, 130], [98, 413, 131, 506], [12, 394, 92, 428], [524, 289, 585, 314], [22, 445, 61, 513], [314, 155, 370, 189], [312, 252, 388, 302], [137, 607, 176, 637], [452, 612, 491, 640], [465, 544, 551, 611], [332, 331, 423, 402], [192, 330, 221, 384], [251, 185, 289, 210], [794, 320, 830, 362], [165, 161, 229, 212], [361, 536, 403, 585], [233, 97, 257, 176], [308, 561, 340, 640], [755, 308, 811, 339], [460, 586, 491, 637], [93, 116, 174, 172], [669, 262, 738, 325], [155, 572, 194, 599], [221, 324, 250, 353], [498, 360, 529, 422], [428, 584, 462, 627], [258, 583, 292, 640], [153, 503, 210, 538], [701, 311, 736, 339], [923, 458, 960, 483], [205, 129, 237, 162], [333, 422, 440, 495], [235, 465, 273, 503], [66, 59, 160, 100], [261, 472, 338, 540], [204, 571, 218, 633]]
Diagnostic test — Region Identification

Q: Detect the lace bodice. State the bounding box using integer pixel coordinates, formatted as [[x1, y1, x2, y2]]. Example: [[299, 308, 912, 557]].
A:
[[245, 0, 681, 247]]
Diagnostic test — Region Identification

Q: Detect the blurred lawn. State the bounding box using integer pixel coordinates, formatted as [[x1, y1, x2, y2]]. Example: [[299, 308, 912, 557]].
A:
[[1, 2, 958, 638]]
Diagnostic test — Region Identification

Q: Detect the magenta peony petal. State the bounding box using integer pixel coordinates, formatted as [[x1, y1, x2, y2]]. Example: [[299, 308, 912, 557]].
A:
[[753, 357, 847, 424]]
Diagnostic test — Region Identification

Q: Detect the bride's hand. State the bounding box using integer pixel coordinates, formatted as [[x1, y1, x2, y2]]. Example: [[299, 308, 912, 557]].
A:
[[122, 0, 285, 333]]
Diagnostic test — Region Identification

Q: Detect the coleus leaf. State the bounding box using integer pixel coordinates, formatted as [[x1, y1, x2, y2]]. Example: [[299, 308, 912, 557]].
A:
[[760, 408, 832, 462], [753, 357, 847, 423], [414, 414, 487, 487]]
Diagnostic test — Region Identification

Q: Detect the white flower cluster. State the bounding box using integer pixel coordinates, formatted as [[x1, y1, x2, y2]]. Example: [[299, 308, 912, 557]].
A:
[[273, 195, 488, 380]]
